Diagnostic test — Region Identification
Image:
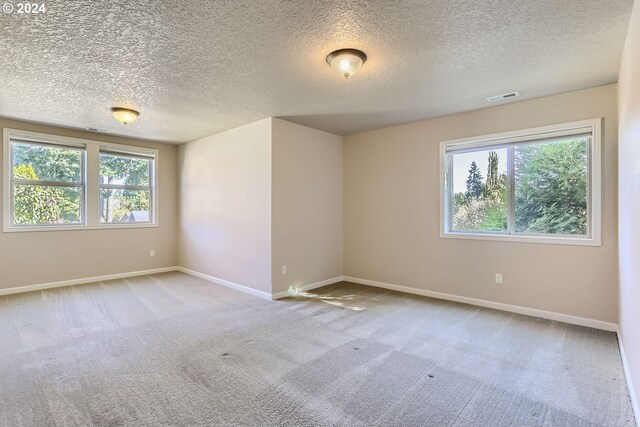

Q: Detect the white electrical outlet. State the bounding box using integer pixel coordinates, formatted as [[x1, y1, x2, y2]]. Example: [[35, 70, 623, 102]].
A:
[[150, 250, 155, 258], [495, 273, 503, 284], [282, 265, 287, 275]]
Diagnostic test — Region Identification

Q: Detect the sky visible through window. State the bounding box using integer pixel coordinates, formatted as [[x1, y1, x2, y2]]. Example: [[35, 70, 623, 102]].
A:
[[452, 150, 507, 193]]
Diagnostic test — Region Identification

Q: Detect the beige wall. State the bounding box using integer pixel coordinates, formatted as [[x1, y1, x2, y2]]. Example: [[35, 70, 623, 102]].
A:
[[178, 117, 343, 295], [618, 0, 640, 411], [344, 84, 618, 322], [0, 118, 179, 290], [178, 118, 272, 293], [271, 118, 343, 294]]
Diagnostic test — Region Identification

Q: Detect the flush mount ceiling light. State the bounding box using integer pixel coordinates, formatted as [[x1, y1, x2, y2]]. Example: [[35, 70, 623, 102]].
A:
[[111, 107, 140, 125], [326, 48, 367, 79]]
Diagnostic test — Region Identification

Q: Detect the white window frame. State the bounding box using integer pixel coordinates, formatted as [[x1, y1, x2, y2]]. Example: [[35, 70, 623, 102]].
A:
[[439, 118, 602, 246], [3, 128, 159, 232], [98, 147, 156, 226], [7, 136, 87, 229]]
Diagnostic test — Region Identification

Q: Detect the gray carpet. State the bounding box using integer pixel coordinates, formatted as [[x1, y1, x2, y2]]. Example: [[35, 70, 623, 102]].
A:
[[0, 272, 635, 426]]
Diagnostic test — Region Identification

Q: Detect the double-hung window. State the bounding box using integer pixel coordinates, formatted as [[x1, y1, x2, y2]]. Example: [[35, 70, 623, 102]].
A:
[[440, 118, 601, 246], [3, 129, 158, 231], [9, 138, 86, 227], [99, 150, 154, 224]]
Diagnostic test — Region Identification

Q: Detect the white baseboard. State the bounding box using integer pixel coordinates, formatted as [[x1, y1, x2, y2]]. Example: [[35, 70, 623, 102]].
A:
[[343, 276, 618, 332], [175, 267, 274, 301], [178, 268, 344, 301], [0, 267, 179, 297], [618, 331, 640, 427], [271, 276, 345, 300], [0, 266, 617, 333], [0, 265, 340, 303]]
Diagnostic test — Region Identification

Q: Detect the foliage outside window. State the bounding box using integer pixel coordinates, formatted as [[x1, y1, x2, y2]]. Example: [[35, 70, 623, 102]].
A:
[[99, 152, 153, 224], [10, 141, 84, 226], [441, 119, 601, 245], [4, 129, 157, 231]]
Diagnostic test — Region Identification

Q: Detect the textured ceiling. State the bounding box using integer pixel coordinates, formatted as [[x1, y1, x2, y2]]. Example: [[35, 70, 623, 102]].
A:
[[0, 0, 633, 143]]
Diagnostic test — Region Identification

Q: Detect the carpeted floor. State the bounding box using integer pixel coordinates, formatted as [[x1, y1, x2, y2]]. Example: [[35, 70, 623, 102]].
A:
[[0, 271, 635, 426]]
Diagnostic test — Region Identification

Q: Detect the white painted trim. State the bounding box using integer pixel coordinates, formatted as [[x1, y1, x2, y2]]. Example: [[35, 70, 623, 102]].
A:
[[440, 231, 601, 247], [3, 128, 11, 232], [271, 276, 345, 300], [0, 267, 179, 296], [176, 267, 273, 301], [618, 331, 640, 427], [2, 224, 160, 233], [343, 276, 617, 332], [0, 266, 343, 302], [439, 118, 600, 152], [176, 268, 344, 301]]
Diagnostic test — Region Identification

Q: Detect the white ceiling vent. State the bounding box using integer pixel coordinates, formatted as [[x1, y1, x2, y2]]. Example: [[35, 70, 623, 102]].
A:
[[487, 91, 520, 102], [86, 127, 110, 133]]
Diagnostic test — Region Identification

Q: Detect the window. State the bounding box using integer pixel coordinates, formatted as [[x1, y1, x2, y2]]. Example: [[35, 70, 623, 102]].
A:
[[99, 151, 154, 224], [3, 129, 158, 232], [9, 140, 85, 227], [440, 119, 601, 245]]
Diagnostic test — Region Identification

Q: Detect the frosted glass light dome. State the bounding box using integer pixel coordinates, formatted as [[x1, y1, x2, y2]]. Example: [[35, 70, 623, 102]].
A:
[[111, 107, 140, 125], [326, 49, 367, 79]]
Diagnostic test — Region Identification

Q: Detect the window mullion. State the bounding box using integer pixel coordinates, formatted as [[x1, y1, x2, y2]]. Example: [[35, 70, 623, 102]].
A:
[[446, 154, 453, 232], [507, 146, 515, 235], [85, 144, 99, 227], [99, 184, 151, 191], [10, 179, 83, 187]]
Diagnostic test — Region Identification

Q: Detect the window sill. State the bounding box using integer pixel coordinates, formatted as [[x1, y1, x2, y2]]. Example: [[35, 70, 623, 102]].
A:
[[3, 223, 158, 233], [440, 231, 601, 247]]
